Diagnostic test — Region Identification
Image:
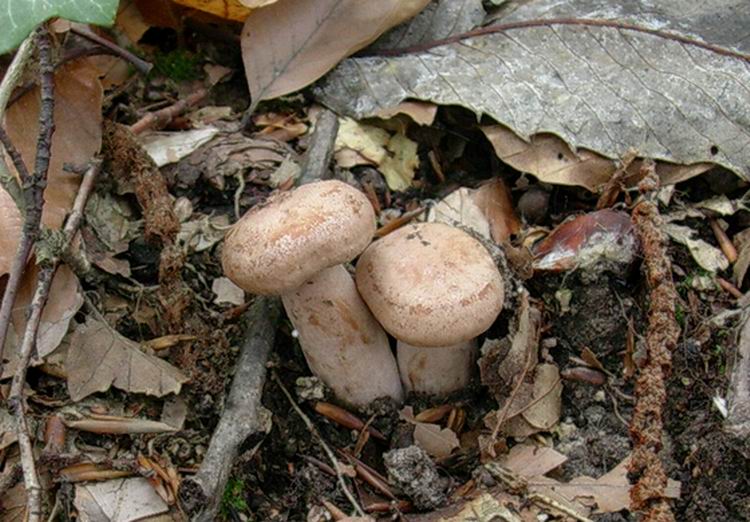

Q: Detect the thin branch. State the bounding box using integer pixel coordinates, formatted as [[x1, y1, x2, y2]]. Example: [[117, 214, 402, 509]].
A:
[[129, 88, 208, 135], [0, 31, 36, 212], [69, 26, 153, 75], [0, 27, 52, 379], [179, 296, 281, 522], [10, 160, 100, 522], [272, 372, 365, 517]]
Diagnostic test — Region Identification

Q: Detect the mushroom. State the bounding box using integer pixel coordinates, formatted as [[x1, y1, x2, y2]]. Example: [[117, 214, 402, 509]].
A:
[[356, 222, 504, 396], [222, 180, 403, 407]]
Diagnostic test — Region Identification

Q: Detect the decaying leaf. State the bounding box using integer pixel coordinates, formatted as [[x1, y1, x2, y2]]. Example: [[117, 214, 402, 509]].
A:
[[370, 0, 484, 51], [317, 1, 750, 182], [497, 443, 567, 479], [427, 187, 493, 240], [663, 223, 729, 273], [0, 187, 23, 276], [241, 0, 430, 111], [177, 213, 230, 253], [140, 127, 220, 167], [253, 112, 309, 142], [212, 276, 245, 305], [74, 477, 169, 522], [66, 318, 189, 401], [400, 406, 460, 458], [4, 58, 103, 230], [171, 0, 252, 21], [374, 101, 438, 127], [334, 117, 419, 191], [533, 209, 637, 272], [733, 228, 750, 287], [528, 455, 681, 514], [482, 125, 712, 191]]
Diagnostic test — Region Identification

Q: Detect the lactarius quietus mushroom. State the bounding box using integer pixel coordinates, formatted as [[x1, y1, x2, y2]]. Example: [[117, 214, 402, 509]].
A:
[[356, 222, 504, 395], [221, 180, 403, 407]]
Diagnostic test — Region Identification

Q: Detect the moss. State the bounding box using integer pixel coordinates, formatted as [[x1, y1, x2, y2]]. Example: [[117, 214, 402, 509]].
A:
[[221, 477, 249, 518], [152, 49, 201, 82]]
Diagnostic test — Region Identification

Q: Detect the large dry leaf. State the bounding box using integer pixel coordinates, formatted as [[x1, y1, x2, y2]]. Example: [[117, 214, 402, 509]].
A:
[[241, 0, 430, 111], [171, 0, 252, 21], [0, 186, 23, 276], [481, 125, 713, 191], [369, 0, 484, 51], [400, 406, 460, 458], [74, 477, 169, 522], [66, 318, 189, 401], [3, 57, 103, 230], [317, 0, 750, 183], [11, 264, 83, 361]]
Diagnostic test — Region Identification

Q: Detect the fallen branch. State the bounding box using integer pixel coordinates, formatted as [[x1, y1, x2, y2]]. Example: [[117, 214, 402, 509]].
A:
[[298, 108, 339, 186], [629, 163, 680, 522], [128, 88, 208, 135], [179, 296, 281, 521], [9, 161, 100, 522], [726, 309, 750, 437], [0, 27, 55, 381], [69, 26, 153, 75]]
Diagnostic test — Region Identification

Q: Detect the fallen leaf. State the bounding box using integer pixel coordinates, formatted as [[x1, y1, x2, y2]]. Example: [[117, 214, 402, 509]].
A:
[[212, 276, 245, 305], [497, 443, 567, 478], [140, 127, 220, 167], [74, 477, 169, 522], [171, 0, 252, 21], [663, 223, 729, 273], [482, 125, 712, 192], [400, 406, 459, 458], [521, 363, 562, 430], [161, 395, 188, 430], [4, 57, 103, 230], [0, 483, 25, 522], [66, 318, 189, 401], [473, 179, 520, 242], [317, 1, 750, 181], [115, 0, 150, 43], [733, 228, 750, 286], [253, 112, 309, 142], [370, 0, 484, 51], [533, 209, 637, 272], [531, 455, 680, 514], [334, 117, 419, 191], [10, 265, 83, 362], [177, 214, 230, 253], [239, 0, 280, 7], [427, 187, 493, 240], [241, 0, 430, 111], [0, 187, 23, 276], [65, 416, 178, 434], [374, 101, 438, 127]]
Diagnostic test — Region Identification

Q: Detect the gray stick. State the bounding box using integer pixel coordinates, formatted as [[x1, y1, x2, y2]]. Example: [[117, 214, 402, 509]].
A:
[[180, 296, 282, 521], [298, 108, 339, 186]]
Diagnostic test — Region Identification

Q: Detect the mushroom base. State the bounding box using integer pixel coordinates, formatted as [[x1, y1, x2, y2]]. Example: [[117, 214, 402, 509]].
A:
[[397, 339, 477, 395], [282, 264, 403, 408]]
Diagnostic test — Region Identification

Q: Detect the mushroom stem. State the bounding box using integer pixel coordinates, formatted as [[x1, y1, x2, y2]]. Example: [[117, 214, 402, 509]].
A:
[[397, 339, 477, 395], [282, 264, 403, 408]]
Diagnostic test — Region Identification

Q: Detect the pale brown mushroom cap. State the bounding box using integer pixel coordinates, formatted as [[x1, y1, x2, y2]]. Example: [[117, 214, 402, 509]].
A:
[[222, 180, 376, 294], [356, 222, 504, 347]]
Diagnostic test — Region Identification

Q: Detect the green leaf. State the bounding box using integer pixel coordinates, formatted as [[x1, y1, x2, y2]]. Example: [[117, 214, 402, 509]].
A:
[[0, 0, 118, 55]]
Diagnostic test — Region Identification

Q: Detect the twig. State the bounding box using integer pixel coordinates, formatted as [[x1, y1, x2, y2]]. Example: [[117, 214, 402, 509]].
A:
[[69, 26, 153, 75], [129, 88, 208, 135], [298, 108, 339, 186], [0, 31, 36, 210], [272, 372, 365, 517], [0, 27, 54, 382], [10, 161, 99, 522], [179, 297, 281, 522]]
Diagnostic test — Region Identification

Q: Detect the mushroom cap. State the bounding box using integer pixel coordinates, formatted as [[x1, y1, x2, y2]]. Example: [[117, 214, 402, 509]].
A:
[[222, 180, 376, 295], [356, 222, 504, 347]]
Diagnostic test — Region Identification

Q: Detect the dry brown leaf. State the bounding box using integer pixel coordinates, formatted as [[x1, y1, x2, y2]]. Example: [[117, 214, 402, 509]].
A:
[[74, 477, 169, 522], [3, 57, 103, 230], [241, 0, 430, 111], [400, 406, 459, 458], [65, 416, 177, 434], [239, 0, 280, 7], [473, 178, 520, 243], [0, 186, 23, 276], [427, 187, 493, 240], [0, 483, 26, 522], [521, 363, 562, 430], [9, 265, 83, 364], [530, 455, 680, 514], [172, 0, 252, 21], [497, 443, 567, 478], [733, 228, 750, 286], [482, 125, 712, 192], [374, 101, 438, 127], [66, 318, 189, 401]]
